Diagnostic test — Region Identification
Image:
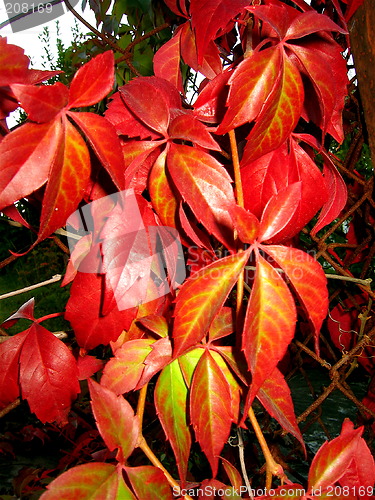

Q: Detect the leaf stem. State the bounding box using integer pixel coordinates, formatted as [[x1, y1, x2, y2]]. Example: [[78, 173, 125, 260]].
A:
[[248, 407, 284, 489], [138, 436, 193, 500], [136, 384, 148, 429], [229, 129, 244, 209]]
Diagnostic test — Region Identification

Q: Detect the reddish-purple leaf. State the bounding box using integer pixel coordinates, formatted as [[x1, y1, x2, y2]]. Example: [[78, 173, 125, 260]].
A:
[[68, 111, 126, 191], [65, 272, 137, 349], [89, 379, 140, 463], [40, 463, 135, 500], [173, 250, 250, 358], [68, 51, 115, 108], [167, 143, 236, 249], [100, 339, 155, 394], [308, 419, 363, 490], [217, 46, 282, 134], [155, 359, 191, 482], [257, 368, 305, 452], [242, 254, 297, 408], [0, 120, 62, 211], [36, 116, 91, 243], [190, 350, 233, 477], [20, 323, 80, 424], [258, 182, 301, 243], [11, 82, 68, 123], [262, 245, 328, 353], [125, 466, 174, 500]]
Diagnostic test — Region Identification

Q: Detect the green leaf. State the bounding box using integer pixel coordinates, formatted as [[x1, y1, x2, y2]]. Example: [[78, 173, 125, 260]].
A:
[[155, 359, 191, 482]]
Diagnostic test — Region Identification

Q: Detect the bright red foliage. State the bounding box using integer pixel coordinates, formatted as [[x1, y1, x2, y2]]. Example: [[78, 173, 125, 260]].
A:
[[0, 0, 373, 496]]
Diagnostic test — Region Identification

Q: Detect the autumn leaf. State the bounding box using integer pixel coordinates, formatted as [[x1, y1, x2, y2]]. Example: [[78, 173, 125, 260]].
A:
[[89, 379, 140, 463], [40, 463, 135, 500], [190, 350, 233, 477], [242, 254, 297, 408], [155, 359, 192, 482], [173, 250, 250, 357]]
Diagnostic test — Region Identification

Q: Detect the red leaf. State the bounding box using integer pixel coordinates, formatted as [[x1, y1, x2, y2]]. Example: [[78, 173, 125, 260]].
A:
[[169, 112, 221, 150], [190, 0, 249, 65], [65, 272, 137, 349], [285, 10, 347, 39], [40, 463, 134, 500], [155, 359, 192, 482], [308, 419, 363, 490], [0, 121, 62, 211], [173, 250, 250, 358], [0, 331, 28, 407], [180, 22, 222, 80], [208, 306, 234, 343], [258, 182, 301, 243], [89, 379, 140, 463], [137, 337, 172, 388], [11, 82, 68, 123], [257, 368, 305, 452], [167, 143, 236, 248], [193, 70, 231, 124], [68, 51, 115, 108], [190, 350, 233, 477], [120, 77, 180, 136], [125, 466, 174, 499], [76, 355, 104, 380], [20, 323, 80, 424], [100, 339, 155, 394], [242, 254, 297, 407], [263, 245, 328, 353], [241, 53, 304, 164], [217, 46, 282, 134], [0, 38, 29, 86], [311, 160, 347, 235], [338, 420, 375, 499], [154, 33, 184, 93], [220, 457, 243, 492], [149, 148, 179, 229], [36, 116, 91, 243], [241, 140, 328, 241], [67, 111, 126, 191]]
